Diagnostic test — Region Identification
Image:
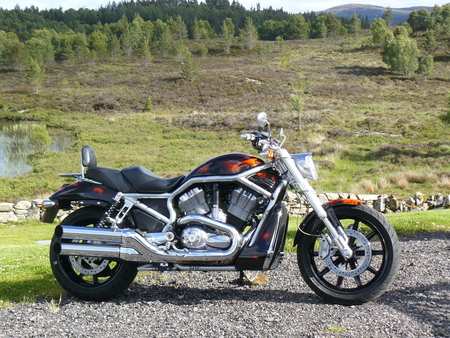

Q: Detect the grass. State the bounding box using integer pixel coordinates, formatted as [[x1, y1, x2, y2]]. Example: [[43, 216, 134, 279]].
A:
[[1, 210, 448, 305], [1, 35, 450, 201]]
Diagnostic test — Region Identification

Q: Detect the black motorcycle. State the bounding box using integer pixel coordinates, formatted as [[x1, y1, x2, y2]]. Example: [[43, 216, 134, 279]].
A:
[[42, 112, 400, 305]]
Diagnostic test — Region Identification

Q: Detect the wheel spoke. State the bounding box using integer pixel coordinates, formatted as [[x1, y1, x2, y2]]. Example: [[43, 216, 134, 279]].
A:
[[354, 275, 363, 287], [371, 250, 385, 256], [366, 231, 377, 241], [93, 275, 99, 284], [319, 266, 330, 277], [336, 276, 344, 288], [366, 265, 378, 275]]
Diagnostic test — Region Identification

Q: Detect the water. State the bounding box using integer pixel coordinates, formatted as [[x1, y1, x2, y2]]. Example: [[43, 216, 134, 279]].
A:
[[0, 121, 72, 178]]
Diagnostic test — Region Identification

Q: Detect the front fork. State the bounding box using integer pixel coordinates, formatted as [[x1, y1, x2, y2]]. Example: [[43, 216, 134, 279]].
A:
[[279, 150, 353, 260]]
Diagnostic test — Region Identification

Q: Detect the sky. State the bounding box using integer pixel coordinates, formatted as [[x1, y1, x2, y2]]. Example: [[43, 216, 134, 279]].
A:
[[1, 0, 449, 14]]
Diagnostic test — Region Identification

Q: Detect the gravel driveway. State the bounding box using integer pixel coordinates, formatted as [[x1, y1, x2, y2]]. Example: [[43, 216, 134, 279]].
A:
[[0, 232, 449, 338]]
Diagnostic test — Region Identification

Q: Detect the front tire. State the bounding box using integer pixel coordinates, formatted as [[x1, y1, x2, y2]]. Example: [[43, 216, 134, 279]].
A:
[[50, 206, 138, 301], [297, 204, 400, 305]]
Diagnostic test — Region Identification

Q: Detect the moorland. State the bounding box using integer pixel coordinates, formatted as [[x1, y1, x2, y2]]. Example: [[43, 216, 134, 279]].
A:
[[1, 32, 450, 201]]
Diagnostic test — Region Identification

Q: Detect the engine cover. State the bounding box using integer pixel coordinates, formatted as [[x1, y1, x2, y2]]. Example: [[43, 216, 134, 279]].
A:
[[181, 225, 231, 250]]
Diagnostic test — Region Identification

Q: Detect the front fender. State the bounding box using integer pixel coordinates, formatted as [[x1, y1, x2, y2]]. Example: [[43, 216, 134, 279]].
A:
[[41, 181, 117, 223], [293, 199, 364, 247]]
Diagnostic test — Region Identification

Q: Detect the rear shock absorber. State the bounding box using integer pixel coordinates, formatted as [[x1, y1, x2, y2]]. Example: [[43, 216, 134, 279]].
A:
[[97, 192, 124, 228]]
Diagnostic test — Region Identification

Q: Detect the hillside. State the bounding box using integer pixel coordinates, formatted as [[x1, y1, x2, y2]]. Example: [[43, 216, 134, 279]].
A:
[[1, 33, 450, 201], [322, 4, 434, 25]]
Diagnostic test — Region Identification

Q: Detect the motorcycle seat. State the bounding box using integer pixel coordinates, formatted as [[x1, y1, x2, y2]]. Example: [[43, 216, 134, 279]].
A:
[[121, 166, 185, 193], [86, 166, 137, 193]]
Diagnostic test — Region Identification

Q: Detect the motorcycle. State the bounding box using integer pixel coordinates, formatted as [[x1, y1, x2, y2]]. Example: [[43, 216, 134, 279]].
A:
[[42, 112, 400, 305]]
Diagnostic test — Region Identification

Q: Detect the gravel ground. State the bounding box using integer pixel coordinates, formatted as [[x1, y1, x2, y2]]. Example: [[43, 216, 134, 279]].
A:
[[0, 232, 449, 338]]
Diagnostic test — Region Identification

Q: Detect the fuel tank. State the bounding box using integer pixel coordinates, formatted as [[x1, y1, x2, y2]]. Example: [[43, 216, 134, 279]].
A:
[[185, 153, 265, 179]]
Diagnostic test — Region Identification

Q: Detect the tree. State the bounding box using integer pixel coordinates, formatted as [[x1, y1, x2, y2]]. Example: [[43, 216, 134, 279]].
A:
[[130, 14, 145, 49], [382, 31, 420, 76], [424, 30, 438, 55], [416, 55, 434, 79], [27, 58, 44, 94], [109, 35, 121, 61], [60, 36, 75, 64], [382, 7, 393, 26], [89, 30, 108, 57], [289, 93, 304, 129], [139, 42, 152, 66], [370, 19, 389, 46], [257, 43, 267, 62], [220, 18, 235, 54], [180, 51, 199, 82], [348, 12, 361, 39], [239, 17, 259, 50]]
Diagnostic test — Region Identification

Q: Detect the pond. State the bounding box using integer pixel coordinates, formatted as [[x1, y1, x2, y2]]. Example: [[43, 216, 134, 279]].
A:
[[0, 121, 72, 178]]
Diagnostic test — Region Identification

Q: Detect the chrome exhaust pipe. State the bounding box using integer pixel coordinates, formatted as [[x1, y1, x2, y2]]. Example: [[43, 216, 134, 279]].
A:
[[55, 214, 242, 263]]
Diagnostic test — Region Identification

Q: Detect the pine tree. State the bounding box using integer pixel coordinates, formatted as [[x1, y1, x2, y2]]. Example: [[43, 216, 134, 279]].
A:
[[382, 7, 393, 26], [220, 18, 235, 54], [349, 12, 361, 40], [239, 17, 259, 50], [180, 51, 199, 82], [27, 58, 44, 94], [139, 42, 152, 66]]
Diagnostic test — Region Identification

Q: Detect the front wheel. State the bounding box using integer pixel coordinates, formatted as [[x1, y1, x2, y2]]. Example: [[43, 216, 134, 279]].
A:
[[297, 204, 400, 305], [50, 206, 138, 301]]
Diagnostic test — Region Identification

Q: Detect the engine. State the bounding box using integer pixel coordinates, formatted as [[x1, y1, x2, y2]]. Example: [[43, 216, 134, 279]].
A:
[[177, 184, 266, 250]]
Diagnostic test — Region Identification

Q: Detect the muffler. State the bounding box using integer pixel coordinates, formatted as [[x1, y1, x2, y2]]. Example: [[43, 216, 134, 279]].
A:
[[54, 214, 242, 263]]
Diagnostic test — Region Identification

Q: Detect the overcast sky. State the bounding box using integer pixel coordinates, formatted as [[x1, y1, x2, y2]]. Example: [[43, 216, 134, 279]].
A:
[[1, 0, 449, 14]]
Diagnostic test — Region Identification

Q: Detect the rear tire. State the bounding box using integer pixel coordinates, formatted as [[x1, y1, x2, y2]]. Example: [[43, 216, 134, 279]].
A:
[[297, 204, 400, 305], [50, 206, 138, 301]]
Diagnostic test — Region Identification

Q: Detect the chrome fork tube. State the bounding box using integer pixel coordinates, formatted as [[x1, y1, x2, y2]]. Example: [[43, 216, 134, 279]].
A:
[[277, 149, 353, 259]]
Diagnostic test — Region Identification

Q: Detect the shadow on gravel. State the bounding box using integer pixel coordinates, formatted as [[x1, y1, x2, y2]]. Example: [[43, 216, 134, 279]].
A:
[[119, 283, 322, 306], [380, 282, 450, 337]]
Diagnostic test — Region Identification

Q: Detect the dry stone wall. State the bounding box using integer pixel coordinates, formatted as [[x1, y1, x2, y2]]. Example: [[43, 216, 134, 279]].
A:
[[1, 191, 449, 224]]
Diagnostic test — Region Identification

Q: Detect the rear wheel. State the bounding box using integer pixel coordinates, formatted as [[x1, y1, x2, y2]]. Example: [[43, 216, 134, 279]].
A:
[[297, 204, 400, 305], [50, 206, 138, 301]]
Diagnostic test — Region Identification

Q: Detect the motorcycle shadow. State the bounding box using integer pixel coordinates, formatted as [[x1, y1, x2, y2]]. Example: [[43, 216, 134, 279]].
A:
[[116, 270, 321, 305]]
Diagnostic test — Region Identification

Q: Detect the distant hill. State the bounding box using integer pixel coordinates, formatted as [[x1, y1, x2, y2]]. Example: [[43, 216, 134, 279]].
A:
[[321, 4, 435, 25]]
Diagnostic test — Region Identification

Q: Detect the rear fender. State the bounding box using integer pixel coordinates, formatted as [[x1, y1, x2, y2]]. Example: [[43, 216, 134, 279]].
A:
[[42, 181, 117, 223], [293, 199, 365, 247]]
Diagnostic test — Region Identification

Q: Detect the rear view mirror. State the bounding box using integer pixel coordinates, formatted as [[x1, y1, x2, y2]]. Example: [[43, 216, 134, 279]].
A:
[[257, 112, 268, 128]]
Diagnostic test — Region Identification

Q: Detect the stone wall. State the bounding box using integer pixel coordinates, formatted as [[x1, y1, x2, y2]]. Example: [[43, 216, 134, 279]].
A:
[[284, 191, 450, 216], [0, 200, 44, 223], [1, 191, 449, 224]]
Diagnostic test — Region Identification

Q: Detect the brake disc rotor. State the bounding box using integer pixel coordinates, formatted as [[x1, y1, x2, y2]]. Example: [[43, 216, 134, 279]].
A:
[[69, 255, 110, 275], [323, 229, 372, 278]]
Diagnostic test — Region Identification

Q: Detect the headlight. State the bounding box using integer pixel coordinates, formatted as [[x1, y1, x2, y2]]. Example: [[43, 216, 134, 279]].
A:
[[291, 153, 318, 181]]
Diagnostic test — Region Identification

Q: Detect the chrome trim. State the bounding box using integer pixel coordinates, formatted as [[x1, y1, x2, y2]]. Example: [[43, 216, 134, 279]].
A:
[[166, 163, 273, 225], [124, 193, 171, 199], [42, 200, 57, 209], [57, 214, 242, 263]]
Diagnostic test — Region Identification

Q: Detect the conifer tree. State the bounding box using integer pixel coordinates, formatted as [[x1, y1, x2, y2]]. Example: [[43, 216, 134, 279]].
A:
[[382, 7, 393, 26], [239, 17, 259, 50], [139, 42, 152, 66], [180, 51, 199, 82], [221, 18, 235, 54]]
